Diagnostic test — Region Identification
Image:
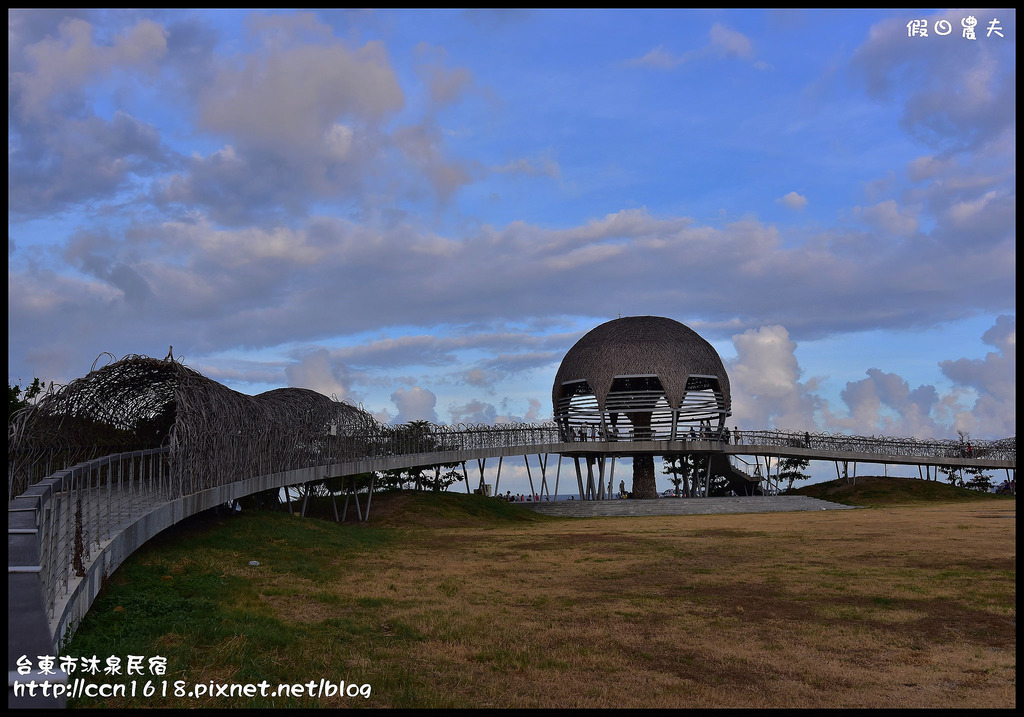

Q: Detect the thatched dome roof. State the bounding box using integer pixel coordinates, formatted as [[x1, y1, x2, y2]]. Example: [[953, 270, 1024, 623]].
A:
[[552, 316, 731, 410], [8, 354, 381, 498]]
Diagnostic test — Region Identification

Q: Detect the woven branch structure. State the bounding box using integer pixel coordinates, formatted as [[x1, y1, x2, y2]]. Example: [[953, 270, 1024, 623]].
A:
[[7, 353, 381, 500], [9, 347, 1014, 502], [553, 316, 732, 442]]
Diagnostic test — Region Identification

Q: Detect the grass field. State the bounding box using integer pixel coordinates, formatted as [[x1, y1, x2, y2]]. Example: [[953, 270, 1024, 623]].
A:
[[64, 479, 1015, 708]]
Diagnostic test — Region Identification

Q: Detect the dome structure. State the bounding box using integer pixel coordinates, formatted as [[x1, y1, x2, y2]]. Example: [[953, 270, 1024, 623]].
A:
[[7, 354, 382, 498], [552, 316, 731, 442]]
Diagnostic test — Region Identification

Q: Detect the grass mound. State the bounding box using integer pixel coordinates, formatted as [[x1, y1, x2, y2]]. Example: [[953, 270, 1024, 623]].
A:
[[789, 475, 1015, 506]]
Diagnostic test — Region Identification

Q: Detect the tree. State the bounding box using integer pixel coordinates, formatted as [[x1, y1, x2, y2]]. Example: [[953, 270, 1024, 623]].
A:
[[631, 454, 659, 499], [938, 465, 964, 487], [9, 378, 43, 421], [963, 466, 993, 493], [380, 420, 463, 492], [662, 455, 687, 496], [662, 453, 713, 497], [778, 457, 811, 493]]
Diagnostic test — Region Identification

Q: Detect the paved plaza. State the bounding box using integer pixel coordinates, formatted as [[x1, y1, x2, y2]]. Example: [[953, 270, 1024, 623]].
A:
[[524, 495, 855, 518]]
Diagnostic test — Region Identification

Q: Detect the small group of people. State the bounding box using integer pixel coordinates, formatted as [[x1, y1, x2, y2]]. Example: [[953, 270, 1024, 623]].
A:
[[499, 491, 544, 503], [995, 478, 1014, 495], [574, 424, 601, 442]]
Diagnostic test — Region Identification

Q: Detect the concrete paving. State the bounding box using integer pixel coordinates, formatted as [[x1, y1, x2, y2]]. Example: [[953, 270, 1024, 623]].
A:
[[522, 495, 855, 517]]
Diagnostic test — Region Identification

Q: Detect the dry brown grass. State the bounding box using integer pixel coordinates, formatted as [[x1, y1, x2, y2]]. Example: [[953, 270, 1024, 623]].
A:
[[70, 497, 1015, 708], [337, 504, 1014, 708]]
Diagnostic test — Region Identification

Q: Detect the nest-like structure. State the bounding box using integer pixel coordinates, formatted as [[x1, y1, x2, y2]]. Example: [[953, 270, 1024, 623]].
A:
[[553, 316, 732, 441], [8, 353, 381, 500]]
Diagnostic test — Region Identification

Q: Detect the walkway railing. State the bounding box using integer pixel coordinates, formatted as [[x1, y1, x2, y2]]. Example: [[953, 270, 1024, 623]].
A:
[[8, 422, 1016, 655], [11, 449, 172, 623], [729, 429, 1016, 462]]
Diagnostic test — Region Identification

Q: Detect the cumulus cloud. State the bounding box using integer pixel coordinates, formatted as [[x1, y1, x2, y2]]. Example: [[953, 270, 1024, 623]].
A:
[[727, 325, 821, 429], [391, 386, 439, 424], [448, 396, 546, 425], [285, 348, 353, 400], [10, 16, 167, 120], [448, 399, 498, 425], [727, 318, 1016, 440], [938, 315, 1015, 437], [197, 32, 402, 150], [830, 369, 941, 438], [146, 12, 479, 222], [778, 191, 807, 210], [523, 398, 544, 422]]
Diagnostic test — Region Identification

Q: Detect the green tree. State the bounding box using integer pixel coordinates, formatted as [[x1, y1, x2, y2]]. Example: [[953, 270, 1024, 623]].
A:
[[662, 454, 687, 496], [662, 453, 712, 497], [938, 465, 964, 487], [9, 378, 43, 421], [963, 466, 993, 493], [938, 464, 960, 487], [381, 420, 462, 492], [778, 457, 811, 493]]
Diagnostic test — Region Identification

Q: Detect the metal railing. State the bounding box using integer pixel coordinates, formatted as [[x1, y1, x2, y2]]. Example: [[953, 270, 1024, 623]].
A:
[[10, 422, 1015, 641], [728, 429, 1015, 462], [22, 449, 172, 621]]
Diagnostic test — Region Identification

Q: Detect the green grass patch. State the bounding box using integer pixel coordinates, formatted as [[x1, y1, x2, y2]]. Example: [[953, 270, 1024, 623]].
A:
[[790, 475, 1015, 506]]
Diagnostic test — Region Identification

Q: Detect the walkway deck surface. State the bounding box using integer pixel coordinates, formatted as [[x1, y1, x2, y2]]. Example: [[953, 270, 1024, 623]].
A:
[[523, 495, 855, 517]]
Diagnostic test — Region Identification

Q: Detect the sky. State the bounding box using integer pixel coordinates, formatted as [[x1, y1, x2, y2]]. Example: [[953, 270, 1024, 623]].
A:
[[7, 9, 1016, 488]]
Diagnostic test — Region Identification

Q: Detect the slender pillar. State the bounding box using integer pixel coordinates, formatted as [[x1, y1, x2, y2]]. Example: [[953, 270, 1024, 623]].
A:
[[573, 457, 585, 500], [554, 455, 562, 500]]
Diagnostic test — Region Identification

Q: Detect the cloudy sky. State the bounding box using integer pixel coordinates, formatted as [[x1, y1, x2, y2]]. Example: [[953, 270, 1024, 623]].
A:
[[8, 9, 1016, 467]]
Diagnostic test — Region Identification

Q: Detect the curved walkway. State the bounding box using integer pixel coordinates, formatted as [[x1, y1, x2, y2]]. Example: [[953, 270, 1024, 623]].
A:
[[524, 495, 855, 517]]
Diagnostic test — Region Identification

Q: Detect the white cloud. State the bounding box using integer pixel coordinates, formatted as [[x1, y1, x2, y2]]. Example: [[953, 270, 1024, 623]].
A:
[[709, 23, 753, 60], [391, 386, 439, 424], [285, 349, 352, 401], [851, 10, 1015, 151], [625, 45, 690, 70], [939, 315, 1015, 437], [727, 325, 820, 430], [778, 191, 807, 210], [492, 156, 561, 178], [448, 399, 498, 425], [12, 17, 167, 120], [198, 33, 402, 150], [324, 124, 355, 161], [854, 199, 918, 236], [723, 319, 1017, 440], [625, 23, 757, 70]]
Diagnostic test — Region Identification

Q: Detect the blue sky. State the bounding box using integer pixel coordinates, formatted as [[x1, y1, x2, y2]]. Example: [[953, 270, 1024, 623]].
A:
[[8, 10, 1016, 488]]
